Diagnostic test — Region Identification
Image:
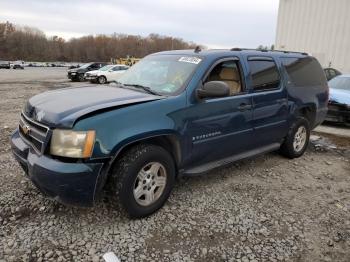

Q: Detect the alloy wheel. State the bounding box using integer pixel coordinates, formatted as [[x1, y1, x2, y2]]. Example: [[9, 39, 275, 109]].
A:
[[293, 126, 307, 152], [133, 162, 167, 206]]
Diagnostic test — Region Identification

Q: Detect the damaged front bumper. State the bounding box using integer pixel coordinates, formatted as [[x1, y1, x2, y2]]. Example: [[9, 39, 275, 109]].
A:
[[326, 103, 350, 124], [10, 129, 105, 207]]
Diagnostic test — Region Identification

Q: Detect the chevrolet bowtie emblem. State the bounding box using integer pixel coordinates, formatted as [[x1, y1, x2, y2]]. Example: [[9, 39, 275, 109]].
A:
[[22, 124, 31, 135]]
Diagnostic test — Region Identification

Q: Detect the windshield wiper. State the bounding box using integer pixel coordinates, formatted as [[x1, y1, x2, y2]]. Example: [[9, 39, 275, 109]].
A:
[[123, 84, 161, 96], [110, 81, 161, 96]]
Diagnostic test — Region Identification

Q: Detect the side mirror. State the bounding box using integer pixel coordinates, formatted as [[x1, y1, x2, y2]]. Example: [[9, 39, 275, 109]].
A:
[[197, 81, 230, 99]]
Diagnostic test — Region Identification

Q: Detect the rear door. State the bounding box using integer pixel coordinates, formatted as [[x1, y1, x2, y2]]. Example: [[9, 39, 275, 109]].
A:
[[109, 66, 127, 81], [244, 56, 289, 147]]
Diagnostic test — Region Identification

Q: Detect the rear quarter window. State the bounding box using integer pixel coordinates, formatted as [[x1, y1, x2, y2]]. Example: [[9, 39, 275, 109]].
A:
[[281, 57, 326, 87]]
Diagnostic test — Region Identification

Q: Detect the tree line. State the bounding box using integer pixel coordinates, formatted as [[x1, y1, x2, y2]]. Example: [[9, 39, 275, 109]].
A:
[[0, 21, 199, 62]]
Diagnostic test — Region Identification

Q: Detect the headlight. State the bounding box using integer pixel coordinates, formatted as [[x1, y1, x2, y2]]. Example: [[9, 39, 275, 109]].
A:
[[50, 129, 95, 158]]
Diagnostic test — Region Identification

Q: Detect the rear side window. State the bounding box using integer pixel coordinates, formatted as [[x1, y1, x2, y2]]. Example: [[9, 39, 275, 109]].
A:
[[248, 60, 280, 91], [281, 57, 326, 87]]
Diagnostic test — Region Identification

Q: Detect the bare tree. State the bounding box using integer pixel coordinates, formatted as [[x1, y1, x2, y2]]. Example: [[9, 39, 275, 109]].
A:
[[0, 21, 201, 62]]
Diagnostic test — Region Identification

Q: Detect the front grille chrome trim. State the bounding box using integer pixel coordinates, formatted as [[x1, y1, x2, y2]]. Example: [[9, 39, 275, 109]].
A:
[[19, 111, 50, 154], [21, 112, 49, 134]]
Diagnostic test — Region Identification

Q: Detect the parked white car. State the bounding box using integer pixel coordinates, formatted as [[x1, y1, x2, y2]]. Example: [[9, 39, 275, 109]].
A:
[[84, 64, 129, 84]]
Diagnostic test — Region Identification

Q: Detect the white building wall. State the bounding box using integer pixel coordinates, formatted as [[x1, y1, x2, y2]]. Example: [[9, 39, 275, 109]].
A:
[[275, 0, 350, 73]]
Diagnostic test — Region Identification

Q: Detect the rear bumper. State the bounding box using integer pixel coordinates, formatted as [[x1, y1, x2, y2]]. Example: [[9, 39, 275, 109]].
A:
[[313, 107, 328, 128], [11, 129, 104, 207]]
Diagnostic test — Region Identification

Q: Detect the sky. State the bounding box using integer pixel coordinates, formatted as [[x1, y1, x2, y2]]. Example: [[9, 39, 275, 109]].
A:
[[0, 0, 280, 48]]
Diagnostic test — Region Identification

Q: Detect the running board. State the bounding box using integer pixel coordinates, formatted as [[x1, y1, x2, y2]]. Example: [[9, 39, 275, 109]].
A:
[[183, 143, 280, 176]]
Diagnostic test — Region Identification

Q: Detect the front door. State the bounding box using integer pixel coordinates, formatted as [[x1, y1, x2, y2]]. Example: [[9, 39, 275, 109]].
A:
[[186, 58, 255, 168]]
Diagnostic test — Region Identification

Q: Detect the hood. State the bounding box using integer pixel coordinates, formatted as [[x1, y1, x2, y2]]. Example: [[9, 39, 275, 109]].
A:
[[24, 86, 163, 128], [329, 88, 350, 105], [68, 67, 87, 73]]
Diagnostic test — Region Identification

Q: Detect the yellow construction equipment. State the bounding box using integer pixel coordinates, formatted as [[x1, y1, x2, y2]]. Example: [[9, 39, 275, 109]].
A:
[[112, 57, 141, 66]]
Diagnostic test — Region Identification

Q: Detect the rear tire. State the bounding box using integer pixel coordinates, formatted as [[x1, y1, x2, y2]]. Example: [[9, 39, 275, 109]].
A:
[[280, 117, 310, 159], [110, 144, 175, 218]]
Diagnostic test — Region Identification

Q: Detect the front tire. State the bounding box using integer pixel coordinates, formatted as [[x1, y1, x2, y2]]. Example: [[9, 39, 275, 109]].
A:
[[280, 117, 310, 159], [78, 74, 85, 82], [110, 144, 176, 218], [97, 76, 107, 84]]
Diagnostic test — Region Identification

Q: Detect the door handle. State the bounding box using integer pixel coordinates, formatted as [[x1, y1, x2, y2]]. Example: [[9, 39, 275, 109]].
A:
[[238, 103, 252, 111]]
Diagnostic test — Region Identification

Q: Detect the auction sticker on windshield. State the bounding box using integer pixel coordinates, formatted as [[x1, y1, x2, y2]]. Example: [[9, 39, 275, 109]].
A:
[[178, 57, 202, 64]]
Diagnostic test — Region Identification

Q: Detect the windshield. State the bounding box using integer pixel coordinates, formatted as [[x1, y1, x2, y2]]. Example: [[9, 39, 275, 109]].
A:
[[117, 54, 202, 95], [99, 65, 115, 71], [80, 63, 93, 69], [329, 76, 350, 91]]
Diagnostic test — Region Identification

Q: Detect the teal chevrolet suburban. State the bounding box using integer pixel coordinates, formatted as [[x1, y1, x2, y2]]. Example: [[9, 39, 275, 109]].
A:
[[11, 48, 328, 217]]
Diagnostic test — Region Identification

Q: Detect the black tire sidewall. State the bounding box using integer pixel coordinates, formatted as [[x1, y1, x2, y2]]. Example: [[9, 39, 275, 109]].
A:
[[116, 145, 175, 218], [78, 74, 84, 82]]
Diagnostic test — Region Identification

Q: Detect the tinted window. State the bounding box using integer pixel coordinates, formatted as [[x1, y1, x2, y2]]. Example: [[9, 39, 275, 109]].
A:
[[324, 69, 330, 79], [248, 60, 280, 91], [330, 69, 336, 77], [281, 57, 326, 87]]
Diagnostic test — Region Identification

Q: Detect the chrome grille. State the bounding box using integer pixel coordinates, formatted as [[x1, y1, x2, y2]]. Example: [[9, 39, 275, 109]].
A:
[[19, 112, 49, 153]]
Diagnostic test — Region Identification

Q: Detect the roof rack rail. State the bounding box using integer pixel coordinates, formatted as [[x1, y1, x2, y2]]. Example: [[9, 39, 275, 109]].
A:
[[272, 49, 308, 55], [230, 48, 308, 55]]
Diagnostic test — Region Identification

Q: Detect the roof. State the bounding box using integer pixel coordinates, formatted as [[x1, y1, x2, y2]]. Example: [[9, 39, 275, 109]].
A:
[[152, 48, 309, 59], [336, 74, 350, 78]]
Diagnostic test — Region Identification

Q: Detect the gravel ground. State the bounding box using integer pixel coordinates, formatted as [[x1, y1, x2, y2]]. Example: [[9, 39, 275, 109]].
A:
[[0, 68, 350, 262]]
